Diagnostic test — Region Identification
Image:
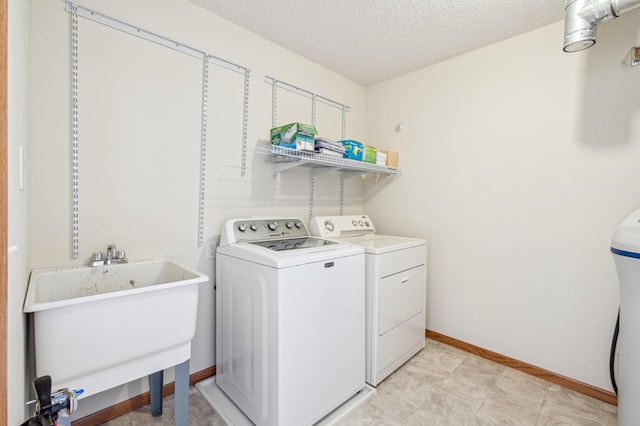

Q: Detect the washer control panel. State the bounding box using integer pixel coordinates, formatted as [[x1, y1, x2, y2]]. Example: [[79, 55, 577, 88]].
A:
[[310, 215, 376, 238], [222, 218, 308, 245]]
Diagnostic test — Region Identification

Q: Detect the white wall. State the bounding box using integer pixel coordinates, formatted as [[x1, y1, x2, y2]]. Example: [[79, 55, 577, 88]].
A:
[[365, 13, 640, 391], [27, 0, 366, 419], [7, 0, 31, 423]]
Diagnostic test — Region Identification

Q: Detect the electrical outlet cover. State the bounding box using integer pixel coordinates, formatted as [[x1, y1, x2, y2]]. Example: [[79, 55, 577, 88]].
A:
[[632, 47, 640, 66]]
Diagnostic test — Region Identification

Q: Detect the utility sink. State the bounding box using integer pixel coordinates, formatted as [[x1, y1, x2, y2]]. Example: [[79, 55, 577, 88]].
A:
[[23, 258, 209, 398]]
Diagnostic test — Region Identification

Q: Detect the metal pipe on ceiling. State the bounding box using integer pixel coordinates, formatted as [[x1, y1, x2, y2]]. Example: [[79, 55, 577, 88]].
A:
[[563, 0, 640, 52]]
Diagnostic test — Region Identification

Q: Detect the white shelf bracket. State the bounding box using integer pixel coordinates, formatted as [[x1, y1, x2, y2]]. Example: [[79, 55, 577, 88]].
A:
[[311, 167, 338, 177], [273, 160, 307, 174], [341, 170, 368, 180]]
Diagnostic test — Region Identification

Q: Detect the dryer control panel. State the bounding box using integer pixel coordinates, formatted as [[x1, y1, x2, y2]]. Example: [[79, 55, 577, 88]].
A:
[[310, 215, 376, 238]]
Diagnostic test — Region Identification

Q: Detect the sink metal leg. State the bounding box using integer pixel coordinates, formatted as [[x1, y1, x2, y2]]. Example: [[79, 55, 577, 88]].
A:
[[148, 359, 189, 425], [57, 416, 71, 426], [149, 370, 164, 417], [174, 358, 190, 426]]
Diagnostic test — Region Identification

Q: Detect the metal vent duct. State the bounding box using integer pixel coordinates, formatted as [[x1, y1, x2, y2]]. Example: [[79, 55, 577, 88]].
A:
[[564, 0, 640, 52]]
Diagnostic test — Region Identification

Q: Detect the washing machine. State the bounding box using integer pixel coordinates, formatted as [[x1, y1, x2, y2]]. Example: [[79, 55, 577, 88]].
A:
[[215, 217, 365, 426], [310, 214, 427, 386]]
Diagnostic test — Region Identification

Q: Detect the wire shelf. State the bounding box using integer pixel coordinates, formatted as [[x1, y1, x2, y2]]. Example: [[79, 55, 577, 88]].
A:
[[257, 145, 401, 176]]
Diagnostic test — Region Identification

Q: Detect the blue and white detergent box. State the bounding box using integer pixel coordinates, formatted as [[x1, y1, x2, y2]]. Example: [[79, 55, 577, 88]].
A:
[[270, 122, 317, 151], [341, 140, 364, 161]]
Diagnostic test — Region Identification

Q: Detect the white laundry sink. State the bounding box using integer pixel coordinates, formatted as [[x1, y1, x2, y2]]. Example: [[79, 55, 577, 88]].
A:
[[23, 258, 209, 398]]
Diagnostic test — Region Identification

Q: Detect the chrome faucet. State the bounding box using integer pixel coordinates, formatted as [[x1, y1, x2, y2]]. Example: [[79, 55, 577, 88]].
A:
[[106, 244, 127, 264], [106, 244, 117, 262], [89, 244, 128, 267]]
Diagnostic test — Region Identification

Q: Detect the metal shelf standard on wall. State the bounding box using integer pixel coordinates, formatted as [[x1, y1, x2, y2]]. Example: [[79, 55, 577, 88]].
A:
[[64, 1, 251, 253], [264, 76, 353, 221]]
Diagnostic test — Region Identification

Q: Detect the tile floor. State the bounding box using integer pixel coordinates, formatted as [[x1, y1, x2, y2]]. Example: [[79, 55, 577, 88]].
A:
[[103, 339, 617, 425]]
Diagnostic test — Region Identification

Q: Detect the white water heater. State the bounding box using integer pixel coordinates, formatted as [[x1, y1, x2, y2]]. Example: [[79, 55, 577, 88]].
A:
[[611, 207, 640, 425]]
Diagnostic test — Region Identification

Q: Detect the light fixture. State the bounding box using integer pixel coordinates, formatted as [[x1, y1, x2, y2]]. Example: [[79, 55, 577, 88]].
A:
[[563, 0, 640, 53]]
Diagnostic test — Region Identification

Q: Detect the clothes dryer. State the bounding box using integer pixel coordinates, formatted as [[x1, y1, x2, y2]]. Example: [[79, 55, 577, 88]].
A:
[[311, 214, 427, 386]]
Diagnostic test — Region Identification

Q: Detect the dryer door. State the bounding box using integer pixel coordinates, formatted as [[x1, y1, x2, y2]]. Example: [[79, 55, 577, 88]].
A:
[[379, 265, 426, 335]]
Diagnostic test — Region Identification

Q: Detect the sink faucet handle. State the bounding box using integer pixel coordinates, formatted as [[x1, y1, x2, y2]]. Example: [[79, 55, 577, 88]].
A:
[[107, 244, 117, 258], [89, 251, 105, 267]]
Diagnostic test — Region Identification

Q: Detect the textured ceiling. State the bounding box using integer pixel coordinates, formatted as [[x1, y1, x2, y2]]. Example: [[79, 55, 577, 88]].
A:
[[189, 0, 566, 86]]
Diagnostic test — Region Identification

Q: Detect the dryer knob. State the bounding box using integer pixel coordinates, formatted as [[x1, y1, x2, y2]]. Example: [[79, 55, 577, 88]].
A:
[[286, 221, 294, 229], [352, 220, 358, 226], [325, 220, 335, 232], [250, 224, 258, 231], [295, 220, 303, 228], [268, 221, 278, 231], [238, 223, 247, 232]]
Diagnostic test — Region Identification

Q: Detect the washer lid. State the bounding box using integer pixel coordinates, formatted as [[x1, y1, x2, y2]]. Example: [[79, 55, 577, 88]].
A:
[[340, 234, 426, 254], [217, 241, 364, 268], [612, 208, 640, 255], [249, 237, 339, 252]]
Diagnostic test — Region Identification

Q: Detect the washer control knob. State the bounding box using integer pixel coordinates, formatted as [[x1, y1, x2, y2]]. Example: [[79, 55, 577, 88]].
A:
[[295, 221, 303, 228], [250, 223, 258, 231], [238, 223, 247, 232], [365, 221, 370, 227], [359, 220, 364, 226], [325, 220, 335, 232], [352, 220, 358, 227], [286, 221, 294, 229], [268, 221, 278, 231]]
